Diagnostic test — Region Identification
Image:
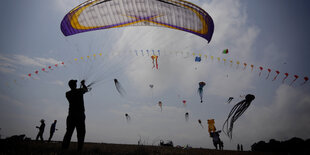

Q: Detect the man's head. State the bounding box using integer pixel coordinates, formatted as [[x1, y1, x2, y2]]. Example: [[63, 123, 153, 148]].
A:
[[68, 79, 77, 89]]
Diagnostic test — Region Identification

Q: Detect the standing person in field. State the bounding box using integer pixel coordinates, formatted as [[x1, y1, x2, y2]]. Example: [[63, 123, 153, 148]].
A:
[[48, 120, 57, 142], [210, 130, 224, 150], [62, 79, 90, 151], [36, 119, 45, 141]]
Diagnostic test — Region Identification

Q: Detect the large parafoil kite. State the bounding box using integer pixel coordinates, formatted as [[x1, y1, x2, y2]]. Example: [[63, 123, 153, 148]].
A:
[[61, 0, 214, 42]]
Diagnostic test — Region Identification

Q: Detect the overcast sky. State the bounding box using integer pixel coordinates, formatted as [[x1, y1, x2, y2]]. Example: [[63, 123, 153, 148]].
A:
[[0, 0, 310, 151]]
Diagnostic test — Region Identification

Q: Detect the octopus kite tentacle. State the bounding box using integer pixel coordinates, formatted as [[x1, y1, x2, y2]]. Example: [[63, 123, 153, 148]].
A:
[[222, 94, 255, 139]]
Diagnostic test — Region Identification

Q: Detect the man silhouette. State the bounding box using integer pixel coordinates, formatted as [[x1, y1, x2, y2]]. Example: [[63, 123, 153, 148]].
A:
[[48, 120, 57, 142], [210, 130, 224, 150], [36, 119, 45, 141], [62, 80, 90, 151]]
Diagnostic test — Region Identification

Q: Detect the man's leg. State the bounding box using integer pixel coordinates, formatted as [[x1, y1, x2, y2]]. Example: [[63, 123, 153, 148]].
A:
[[36, 132, 39, 141], [48, 132, 54, 142], [76, 115, 86, 151], [39, 132, 44, 141], [62, 116, 75, 149]]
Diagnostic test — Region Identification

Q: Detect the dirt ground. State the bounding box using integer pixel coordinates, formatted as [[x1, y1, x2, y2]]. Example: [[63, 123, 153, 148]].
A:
[[0, 140, 282, 155]]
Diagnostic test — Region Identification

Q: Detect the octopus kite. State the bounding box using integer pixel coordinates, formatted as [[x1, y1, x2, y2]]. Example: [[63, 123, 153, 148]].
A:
[[222, 94, 255, 139]]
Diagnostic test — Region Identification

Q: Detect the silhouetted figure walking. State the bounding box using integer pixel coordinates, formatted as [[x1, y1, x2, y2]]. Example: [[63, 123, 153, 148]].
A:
[[48, 120, 57, 142], [62, 80, 90, 151], [36, 119, 45, 141], [237, 144, 240, 151], [210, 130, 224, 150], [241, 144, 243, 151]]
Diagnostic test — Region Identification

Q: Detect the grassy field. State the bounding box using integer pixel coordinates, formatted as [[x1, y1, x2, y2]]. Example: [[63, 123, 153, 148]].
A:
[[0, 140, 281, 155]]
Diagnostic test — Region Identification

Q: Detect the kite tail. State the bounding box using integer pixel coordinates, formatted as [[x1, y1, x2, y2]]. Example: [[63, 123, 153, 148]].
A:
[[152, 59, 155, 69], [198, 88, 203, 103], [290, 79, 297, 86], [272, 75, 279, 81], [300, 80, 308, 86], [282, 77, 288, 84], [266, 72, 270, 80], [155, 58, 158, 69], [222, 99, 246, 139]]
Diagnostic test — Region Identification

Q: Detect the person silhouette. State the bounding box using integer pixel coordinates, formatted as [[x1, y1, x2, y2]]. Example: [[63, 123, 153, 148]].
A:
[[237, 144, 240, 151], [241, 144, 243, 151], [210, 130, 224, 150], [36, 119, 45, 141], [48, 120, 57, 142], [62, 80, 90, 151]]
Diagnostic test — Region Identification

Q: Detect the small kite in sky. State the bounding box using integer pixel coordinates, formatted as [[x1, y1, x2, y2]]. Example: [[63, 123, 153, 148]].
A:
[[158, 101, 163, 112], [230, 60, 233, 67], [151, 55, 159, 69], [185, 112, 189, 122], [290, 75, 299, 86], [272, 70, 280, 81], [243, 63, 247, 70], [114, 79, 126, 97], [198, 82, 206, 103], [195, 56, 201, 62], [42, 68, 47, 72], [282, 73, 289, 83], [236, 61, 240, 69], [259, 66, 263, 76], [125, 113, 131, 122], [227, 97, 234, 104], [222, 49, 229, 54], [266, 68, 271, 79], [301, 76, 309, 85], [198, 119, 204, 128], [250, 64, 254, 72]]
